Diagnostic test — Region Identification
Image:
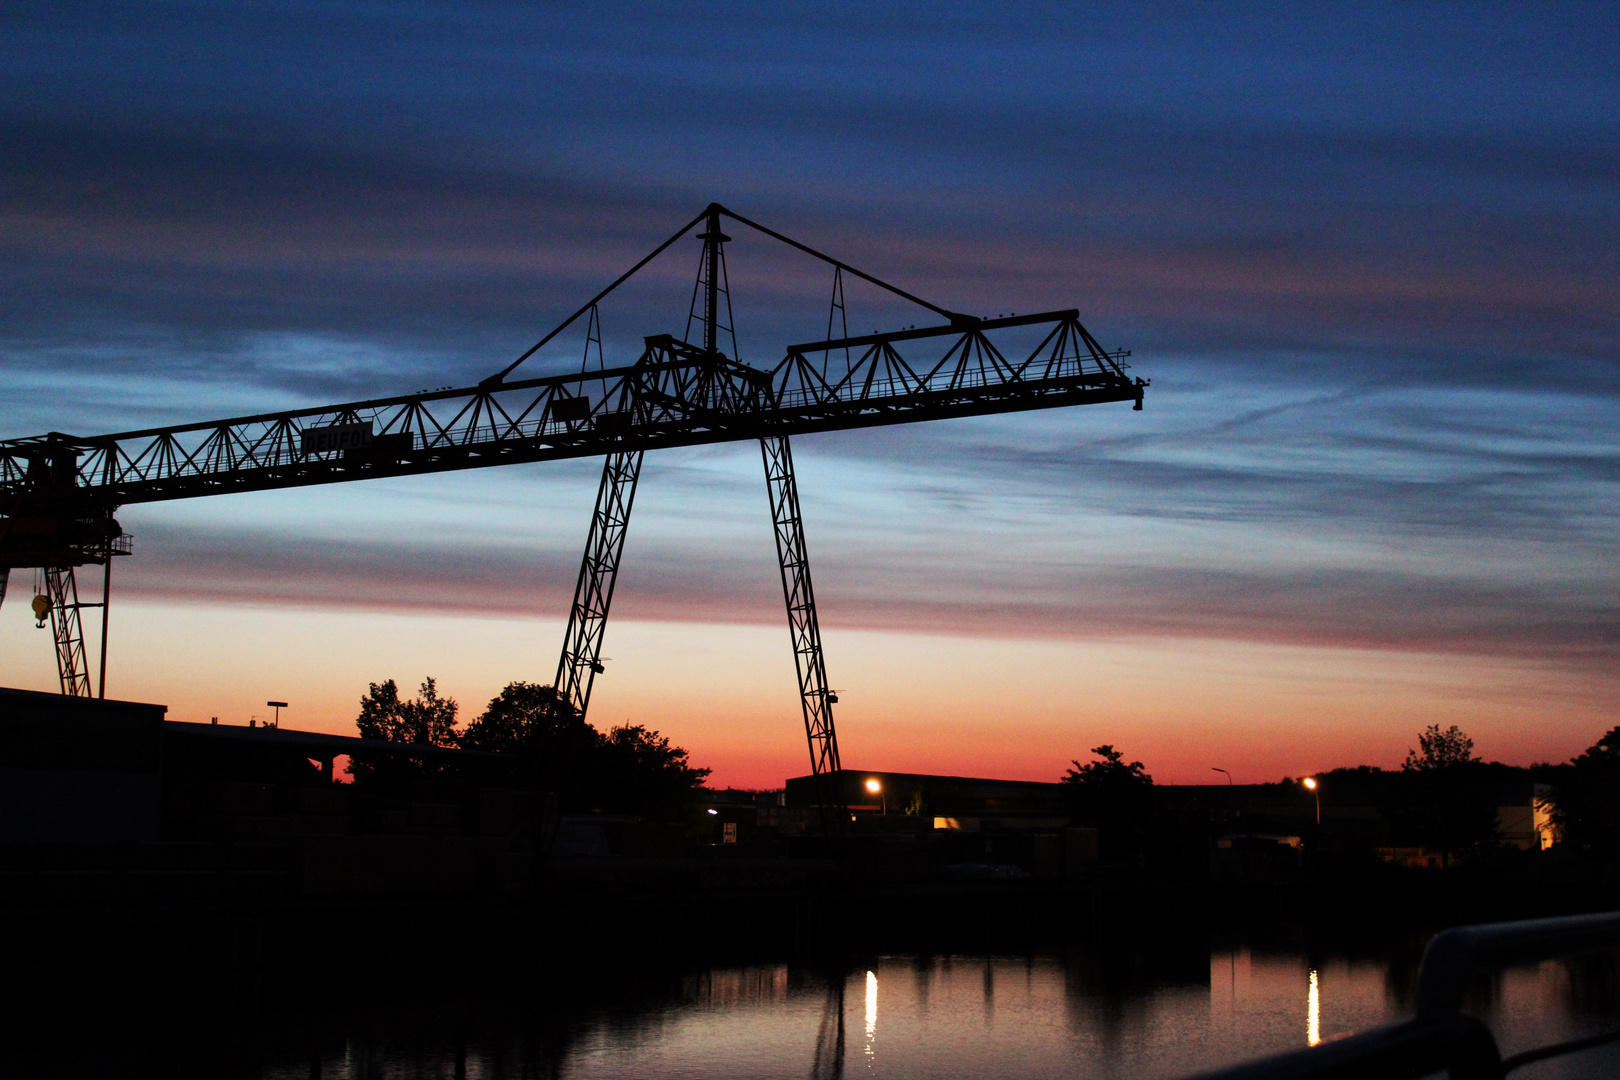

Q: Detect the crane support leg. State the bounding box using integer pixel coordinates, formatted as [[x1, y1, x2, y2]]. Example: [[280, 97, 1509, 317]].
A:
[[44, 567, 93, 697], [555, 450, 644, 720], [761, 434, 845, 835]]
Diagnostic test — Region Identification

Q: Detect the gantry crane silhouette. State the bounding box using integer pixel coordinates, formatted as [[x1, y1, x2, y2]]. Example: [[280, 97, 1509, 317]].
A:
[[0, 204, 1146, 822]]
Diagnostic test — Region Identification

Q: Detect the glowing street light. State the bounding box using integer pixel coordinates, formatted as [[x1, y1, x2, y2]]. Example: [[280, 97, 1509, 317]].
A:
[[1303, 776, 1320, 826], [865, 778, 886, 815]]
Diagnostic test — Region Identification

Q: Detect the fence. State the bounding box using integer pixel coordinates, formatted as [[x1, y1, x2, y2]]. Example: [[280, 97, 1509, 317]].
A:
[[1187, 911, 1620, 1080]]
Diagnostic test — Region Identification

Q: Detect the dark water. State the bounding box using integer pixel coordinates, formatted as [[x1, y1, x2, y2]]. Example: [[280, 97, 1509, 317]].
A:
[[220, 948, 1616, 1079], [8, 939, 1618, 1078]]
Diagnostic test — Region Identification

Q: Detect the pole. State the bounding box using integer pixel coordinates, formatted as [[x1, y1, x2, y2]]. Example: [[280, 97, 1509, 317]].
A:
[[98, 542, 111, 699], [705, 206, 720, 354]]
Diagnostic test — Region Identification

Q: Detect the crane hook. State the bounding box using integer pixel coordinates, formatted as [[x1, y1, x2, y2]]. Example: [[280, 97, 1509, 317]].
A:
[[31, 593, 50, 628]]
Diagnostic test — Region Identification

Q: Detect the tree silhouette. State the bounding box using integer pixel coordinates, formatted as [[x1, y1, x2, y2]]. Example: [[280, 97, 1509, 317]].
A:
[[349, 676, 712, 821], [350, 677, 459, 782], [1392, 724, 1496, 861], [1403, 724, 1479, 771], [593, 723, 712, 819], [1064, 744, 1153, 791], [458, 681, 598, 799], [1062, 745, 1155, 862], [456, 682, 710, 819], [459, 682, 592, 758], [1552, 725, 1620, 859]]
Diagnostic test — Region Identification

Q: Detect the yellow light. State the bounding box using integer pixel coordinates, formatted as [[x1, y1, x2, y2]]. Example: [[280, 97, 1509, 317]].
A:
[[865, 969, 878, 1039], [865, 779, 881, 793], [1307, 968, 1320, 1046], [1303, 777, 1317, 790]]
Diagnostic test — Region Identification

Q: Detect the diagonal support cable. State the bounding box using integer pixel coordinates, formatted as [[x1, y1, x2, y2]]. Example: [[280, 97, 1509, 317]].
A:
[[718, 205, 964, 323], [761, 433, 844, 838], [484, 208, 711, 386], [555, 450, 643, 720]]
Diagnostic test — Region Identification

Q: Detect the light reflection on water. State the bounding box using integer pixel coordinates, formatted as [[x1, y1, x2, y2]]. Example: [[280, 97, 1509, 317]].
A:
[[864, 969, 878, 1065], [1307, 968, 1320, 1047], [265, 949, 1619, 1080]]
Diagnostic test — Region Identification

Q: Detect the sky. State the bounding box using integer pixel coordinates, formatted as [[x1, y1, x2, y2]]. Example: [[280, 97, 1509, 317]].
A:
[[1, 2, 1616, 787]]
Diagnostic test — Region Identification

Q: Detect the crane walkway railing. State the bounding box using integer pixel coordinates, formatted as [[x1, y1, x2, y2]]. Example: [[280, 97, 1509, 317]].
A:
[[1186, 911, 1620, 1080]]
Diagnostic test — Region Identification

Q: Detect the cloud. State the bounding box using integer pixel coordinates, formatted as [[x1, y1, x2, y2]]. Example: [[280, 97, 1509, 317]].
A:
[[3, 3, 1616, 712], [3, 6, 1616, 380], [106, 511, 1618, 671]]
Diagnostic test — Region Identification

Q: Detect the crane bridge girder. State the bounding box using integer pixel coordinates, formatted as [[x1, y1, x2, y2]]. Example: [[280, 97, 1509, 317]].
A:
[[0, 312, 1139, 510]]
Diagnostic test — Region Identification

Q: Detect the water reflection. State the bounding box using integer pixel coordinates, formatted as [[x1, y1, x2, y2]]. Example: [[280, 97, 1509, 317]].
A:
[[864, 970, 878, 1065], [1307, 969, 1320, 1046], [556, 953, 1613, 1080], [811, 977, 845, 1080], [7, 944, 1618, 1078]]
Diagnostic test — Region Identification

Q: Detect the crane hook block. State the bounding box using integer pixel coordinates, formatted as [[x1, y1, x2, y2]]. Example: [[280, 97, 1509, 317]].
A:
[[31, 593, 50, 627]]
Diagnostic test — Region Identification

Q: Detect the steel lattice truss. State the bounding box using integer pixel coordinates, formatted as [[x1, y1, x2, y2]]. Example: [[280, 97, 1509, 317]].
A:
[[761, 433, 841, 835], [555, 449, 643, 719], [0, 203, 1146, 808], [42, 568, 92, 698], [0, 313, 1140, 512]]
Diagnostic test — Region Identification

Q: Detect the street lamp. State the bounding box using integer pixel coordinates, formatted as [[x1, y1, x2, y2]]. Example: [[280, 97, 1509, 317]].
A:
[[1303, 776, 1320, 826], [865, 778, 885, 815], [1212, 767, 1234, 831], [267, 700, 287, 728]]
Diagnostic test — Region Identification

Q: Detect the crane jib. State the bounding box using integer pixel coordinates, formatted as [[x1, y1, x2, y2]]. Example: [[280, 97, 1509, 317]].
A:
[[0, 312, 1144, 511]]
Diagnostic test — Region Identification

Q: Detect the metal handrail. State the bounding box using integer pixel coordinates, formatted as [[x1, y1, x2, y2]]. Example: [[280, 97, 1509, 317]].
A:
[[1185, 911, 1620, 1080]]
